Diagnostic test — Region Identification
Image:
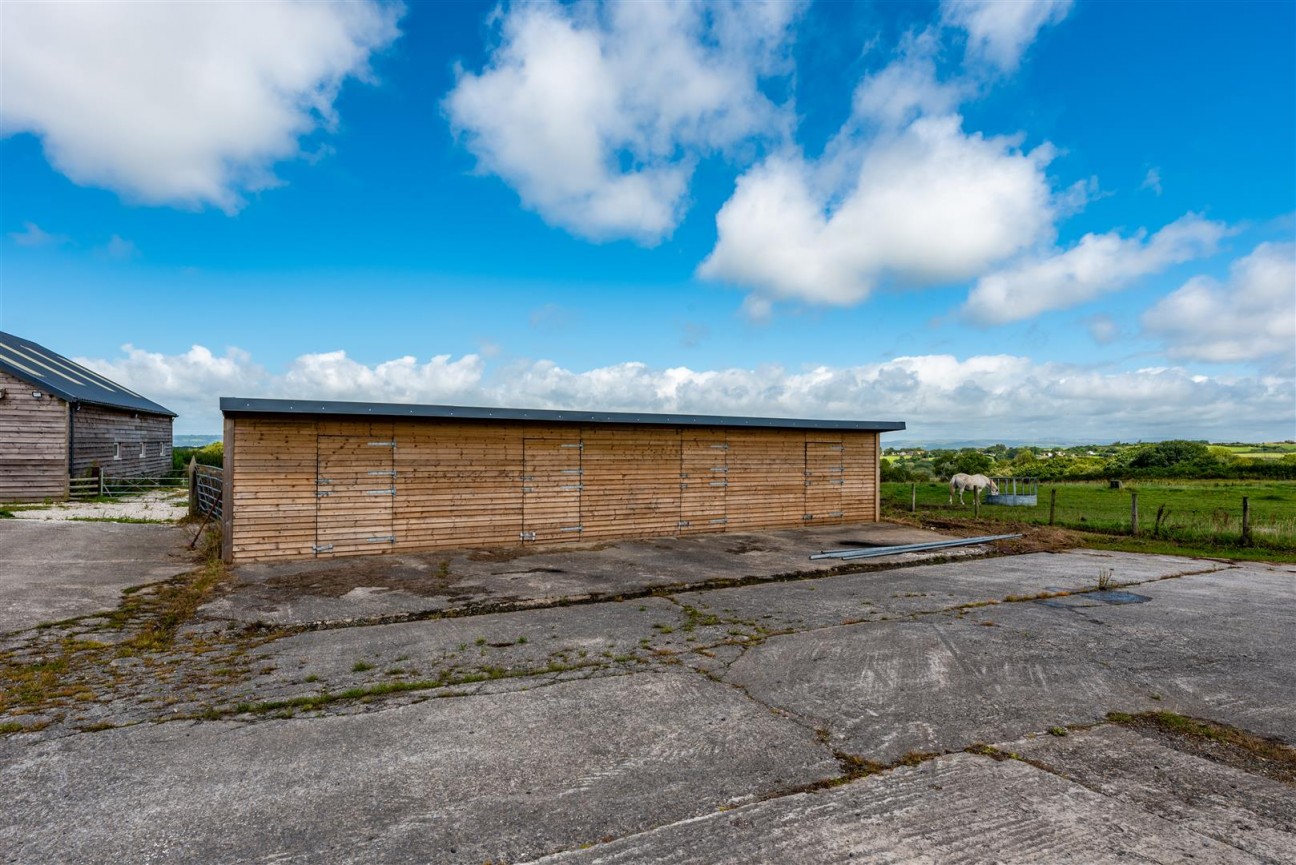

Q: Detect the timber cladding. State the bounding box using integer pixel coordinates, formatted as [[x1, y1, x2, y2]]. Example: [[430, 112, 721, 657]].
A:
[[225, 415, 886, 563], [0, 368, 69, 502]]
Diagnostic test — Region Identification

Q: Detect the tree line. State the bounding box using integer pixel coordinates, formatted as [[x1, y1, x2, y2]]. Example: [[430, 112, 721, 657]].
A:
[[883, 440, 1296, 482]]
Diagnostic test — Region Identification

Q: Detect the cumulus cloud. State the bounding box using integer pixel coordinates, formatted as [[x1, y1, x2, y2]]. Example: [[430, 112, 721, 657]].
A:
[[961, 213, 1228, 325], [1142, 241, 1296, 364], [699, 0, 1074, 313], [77, 344, 1294, 443], [1, 1, 401, 211], [940, 0, 1073, 72], [699, 116, 1057, 307], [445, 0, 798, 243]]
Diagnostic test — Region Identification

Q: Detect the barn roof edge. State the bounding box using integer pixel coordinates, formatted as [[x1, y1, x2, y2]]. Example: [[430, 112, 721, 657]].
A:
[[218, 397, 905, 432]]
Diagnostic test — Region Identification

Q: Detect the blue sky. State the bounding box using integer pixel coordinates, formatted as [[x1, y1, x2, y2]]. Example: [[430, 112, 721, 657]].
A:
[[2, 0, 1293, 441]]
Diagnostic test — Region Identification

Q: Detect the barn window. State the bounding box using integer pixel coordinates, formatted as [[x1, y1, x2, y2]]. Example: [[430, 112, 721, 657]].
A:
[[140, 442, 147, 458], [113, 443, 120, 460]]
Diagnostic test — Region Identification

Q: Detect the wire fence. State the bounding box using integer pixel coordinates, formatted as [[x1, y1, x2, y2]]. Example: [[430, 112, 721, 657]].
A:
[[882, 480, 1296, 551]]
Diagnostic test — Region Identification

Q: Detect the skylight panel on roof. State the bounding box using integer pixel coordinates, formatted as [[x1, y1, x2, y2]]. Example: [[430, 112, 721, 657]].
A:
[[5, 343, 93, 387]]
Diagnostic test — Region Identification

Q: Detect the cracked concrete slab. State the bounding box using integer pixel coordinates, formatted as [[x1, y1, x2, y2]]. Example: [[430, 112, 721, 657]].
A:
[[527, 751, 1266, 864], [0, 520, 191, 634], [0, 671, 839, 865], [204, 522, 955, 627], [716, 559, 1295, 761], [1010, 725, 1296, 863]]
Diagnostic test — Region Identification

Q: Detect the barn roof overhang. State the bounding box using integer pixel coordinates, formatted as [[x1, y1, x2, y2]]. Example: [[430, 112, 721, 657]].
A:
[[219, 397, 905, 433], [0, 331, 176, 418]]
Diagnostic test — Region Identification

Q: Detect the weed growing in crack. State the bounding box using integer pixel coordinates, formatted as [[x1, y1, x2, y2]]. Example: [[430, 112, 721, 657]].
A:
[[1097, 567, 1115, 590]]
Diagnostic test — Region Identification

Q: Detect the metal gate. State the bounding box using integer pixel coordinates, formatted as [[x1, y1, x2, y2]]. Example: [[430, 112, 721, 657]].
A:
[[521, 438, 582, 542], [680, 432, 727, 533], [804, 441, 844, 524], [315, 432, 395, 557]]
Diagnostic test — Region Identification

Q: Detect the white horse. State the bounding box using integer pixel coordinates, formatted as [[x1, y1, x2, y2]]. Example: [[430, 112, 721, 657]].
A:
[[949, 473, 999, 505]]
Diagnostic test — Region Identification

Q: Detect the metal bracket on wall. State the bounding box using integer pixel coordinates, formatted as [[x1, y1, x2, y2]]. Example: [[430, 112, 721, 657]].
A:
[[367, 441, 396, 447], [312, 544, 334, 553], [560, 525, 584, 533], [368, 536, 396, 544], [519, 531, 537, 541], [316, 490, 331, 497], [709, 480, 728, 487], [368, 470, 397, 477], [364, 488, 396, 496]]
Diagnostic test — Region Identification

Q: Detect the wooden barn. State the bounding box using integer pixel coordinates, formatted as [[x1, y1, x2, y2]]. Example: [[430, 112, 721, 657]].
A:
[[0, 331, 176, 502], [220, 398, 905, 564]]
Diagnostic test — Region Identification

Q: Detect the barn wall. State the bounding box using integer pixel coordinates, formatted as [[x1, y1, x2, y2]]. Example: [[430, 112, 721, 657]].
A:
[[226, 416, 881, 563], [70, 404, 173, 478], [0, 369, 69, 502]]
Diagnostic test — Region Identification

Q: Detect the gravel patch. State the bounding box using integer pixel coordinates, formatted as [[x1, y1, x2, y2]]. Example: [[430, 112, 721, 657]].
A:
[[9, 490, 189, 522]]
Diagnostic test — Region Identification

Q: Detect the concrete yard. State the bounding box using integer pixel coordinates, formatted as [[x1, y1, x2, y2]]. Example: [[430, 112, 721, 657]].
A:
[[0, 519, 191, 634], [1, 523, 1293, 863]]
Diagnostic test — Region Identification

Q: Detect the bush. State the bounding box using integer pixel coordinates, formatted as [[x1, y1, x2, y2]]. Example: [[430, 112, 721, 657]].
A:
[[173, 442, 223, 472]]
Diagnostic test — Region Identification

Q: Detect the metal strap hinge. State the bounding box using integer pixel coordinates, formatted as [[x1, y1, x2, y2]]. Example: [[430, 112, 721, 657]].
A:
[[559, 443, 583, 449], [367, 441, 396, 447], [312, 544, 334, 553], [368, 470, 397, 477], [316, 490, 331, 497], [710, 518, 727, 524], [711, 466, 727, 473], [365, 488, 396, 496], [317, 478, 333, 485], [558, 484, 583, 491], [520, 531, 537, 541], [710, 443, 729, 450], [560, 468, 583, 475], [560, 525, 583, 533], [678, 520, 690, 527], [368, 535, 396, 543], [709, 481, 728, 487], [828, 511, 844, 518], [803, 514, 814, 520]]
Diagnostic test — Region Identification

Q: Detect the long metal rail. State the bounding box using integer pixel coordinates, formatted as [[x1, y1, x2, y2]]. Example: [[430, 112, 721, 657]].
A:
[[810, 533, 1022, 561]]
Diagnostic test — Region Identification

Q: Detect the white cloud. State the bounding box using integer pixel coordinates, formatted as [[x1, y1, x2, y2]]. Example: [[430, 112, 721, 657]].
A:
[[1141, 167, 1163, 196], [699, 115, 1057, 306], [7, 222, 67, 247], [941, 0, 1073, 72], [445, 0, 799, 243], [1142, 241, 1296, 363], [1, 1, 401, 211], [78, 344, 1294, 443], [962, 213, 1228, 325]]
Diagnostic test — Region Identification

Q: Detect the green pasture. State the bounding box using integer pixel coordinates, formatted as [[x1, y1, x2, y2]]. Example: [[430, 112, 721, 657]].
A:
[[881, 479, 1296, 558]]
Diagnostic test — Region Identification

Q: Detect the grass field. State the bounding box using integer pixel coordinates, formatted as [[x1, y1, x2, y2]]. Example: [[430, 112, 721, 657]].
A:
[[882, 479, 1296, 560]]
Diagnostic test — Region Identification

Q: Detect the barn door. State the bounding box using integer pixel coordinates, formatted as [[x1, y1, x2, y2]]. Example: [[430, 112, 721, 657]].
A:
[[680, 432, 727, 533], [521, 437, 582, 543], [315, 428, 395, 557], [804, 441, 844, 524]]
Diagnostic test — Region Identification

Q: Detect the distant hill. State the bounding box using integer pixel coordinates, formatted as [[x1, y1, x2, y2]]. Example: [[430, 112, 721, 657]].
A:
[[174, 434, 221, 447]]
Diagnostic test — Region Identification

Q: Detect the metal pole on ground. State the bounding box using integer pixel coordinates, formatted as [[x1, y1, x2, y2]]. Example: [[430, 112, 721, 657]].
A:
[[1048, 488, 1056, 525], [188, 457, 198, 519], [1130, 491, 1140, 537], [1241, 496, 1251, 547]]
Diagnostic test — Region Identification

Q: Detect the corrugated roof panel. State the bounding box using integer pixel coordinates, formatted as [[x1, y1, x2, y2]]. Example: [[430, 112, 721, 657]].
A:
[[0, 331, 176, 417], [220, 397, 905, 432]]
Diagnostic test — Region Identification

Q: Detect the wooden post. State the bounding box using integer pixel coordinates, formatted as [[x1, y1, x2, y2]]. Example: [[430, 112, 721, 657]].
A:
[[973, 493, 980, 518], [910, 482, 917, 513], [1048, 488, 1057, 525], [188, 456, 198, 519], [1241, 496, 1251, 547], [1130, 491, 1139, 536]]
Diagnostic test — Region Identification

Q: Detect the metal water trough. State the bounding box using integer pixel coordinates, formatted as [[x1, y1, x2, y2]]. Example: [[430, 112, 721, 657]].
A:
[[810, 533, 1022, 561], [985, 476, 1039, 506]]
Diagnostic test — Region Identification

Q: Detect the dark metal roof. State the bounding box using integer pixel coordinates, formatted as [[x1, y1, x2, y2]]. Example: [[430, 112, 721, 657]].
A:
[[220, 397, 905, 432], [0, 331, 176, 417]]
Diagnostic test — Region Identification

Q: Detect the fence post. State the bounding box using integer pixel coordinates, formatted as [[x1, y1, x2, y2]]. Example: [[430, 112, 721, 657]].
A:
[[1241, 496, 1251, 547], [973, 494, 980, 518], [1048, 488, 1056, 526], [188, 457, 198, 518], [1130, 491, 1139, 536], [910, 482, 917, 514]]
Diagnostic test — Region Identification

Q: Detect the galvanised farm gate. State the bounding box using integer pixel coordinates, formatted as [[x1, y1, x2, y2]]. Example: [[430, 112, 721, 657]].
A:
[[219, 398, 904, 563]]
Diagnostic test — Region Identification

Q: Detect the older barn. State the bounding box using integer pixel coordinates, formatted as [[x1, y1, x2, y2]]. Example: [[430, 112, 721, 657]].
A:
[[0, 331, 176, 502], [220, 398, 904, 564]]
